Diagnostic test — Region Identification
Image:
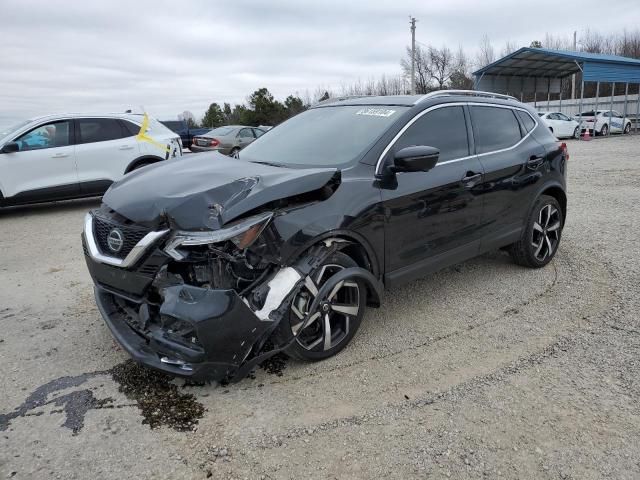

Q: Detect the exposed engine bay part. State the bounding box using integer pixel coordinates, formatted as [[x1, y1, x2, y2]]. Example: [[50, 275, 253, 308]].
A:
[[88, 231, 382, 383]]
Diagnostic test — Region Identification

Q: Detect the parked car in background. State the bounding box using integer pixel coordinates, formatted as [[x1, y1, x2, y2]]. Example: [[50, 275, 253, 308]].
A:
[[83, 90, 567, 383], [573, 110, 632, 136], [190, 126, 266, 156], [0, 113, 181, 206], [537, 112, 580, 139], [159, 119, 210, 149]]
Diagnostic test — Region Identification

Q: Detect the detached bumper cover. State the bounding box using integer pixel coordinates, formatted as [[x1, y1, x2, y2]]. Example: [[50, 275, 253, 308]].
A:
[[94, 284, 276, 381]]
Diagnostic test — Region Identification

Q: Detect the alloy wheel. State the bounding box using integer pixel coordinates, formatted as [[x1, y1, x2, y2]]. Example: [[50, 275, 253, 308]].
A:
[[291, 264, 360, 352], [573, 126, 580, 139], [532, 204, 561, 262]]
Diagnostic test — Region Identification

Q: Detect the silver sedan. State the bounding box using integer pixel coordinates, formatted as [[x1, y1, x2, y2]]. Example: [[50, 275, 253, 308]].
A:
[[190, 126, 266, 156]]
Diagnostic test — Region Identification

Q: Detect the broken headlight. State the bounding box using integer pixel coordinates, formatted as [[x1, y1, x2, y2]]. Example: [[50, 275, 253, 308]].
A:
[[165, 211, 273, 260]]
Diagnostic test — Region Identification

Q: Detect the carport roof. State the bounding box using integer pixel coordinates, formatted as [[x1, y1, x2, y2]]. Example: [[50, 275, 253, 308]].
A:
[[473, 47, 640, 81]]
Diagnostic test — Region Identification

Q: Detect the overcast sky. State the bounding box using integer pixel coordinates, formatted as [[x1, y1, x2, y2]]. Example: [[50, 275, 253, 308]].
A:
[[2, 0, 640, 126]]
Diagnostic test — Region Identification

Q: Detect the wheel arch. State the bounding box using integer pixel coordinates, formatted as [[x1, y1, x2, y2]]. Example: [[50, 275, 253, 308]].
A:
[[539, 183, 567, 224], [285, 229, 383, 308], [124, 155, 165, 174]]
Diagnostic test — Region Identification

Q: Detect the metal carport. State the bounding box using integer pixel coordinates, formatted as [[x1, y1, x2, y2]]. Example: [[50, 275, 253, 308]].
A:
[[473, 47, 640, 138]]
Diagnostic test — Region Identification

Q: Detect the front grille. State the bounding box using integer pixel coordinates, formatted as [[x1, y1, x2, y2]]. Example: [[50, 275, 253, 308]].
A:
[[93, 215, 151, 260]]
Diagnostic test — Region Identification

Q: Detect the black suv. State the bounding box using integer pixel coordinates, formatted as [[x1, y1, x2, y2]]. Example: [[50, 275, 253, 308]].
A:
[[83, 90, 567, 382]]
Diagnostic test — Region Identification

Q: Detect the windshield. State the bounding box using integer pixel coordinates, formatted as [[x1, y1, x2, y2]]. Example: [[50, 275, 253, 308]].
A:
[[0, 120, 31, 138], [240, 105, 408, 167]]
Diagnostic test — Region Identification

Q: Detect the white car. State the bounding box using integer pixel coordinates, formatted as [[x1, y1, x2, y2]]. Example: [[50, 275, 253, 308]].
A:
[[0, 113, 182, 207], [572, 110, 632, 136], [537, 112, 581, 139]]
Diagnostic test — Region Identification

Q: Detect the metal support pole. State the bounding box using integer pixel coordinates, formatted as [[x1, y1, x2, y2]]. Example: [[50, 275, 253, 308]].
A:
[[623, 83, 629, 134], [547, 77, 551, 111], [594, 82, 600, 135], [578, 80, 585, 140], [559, 78, 563, 112], [636, 84, 640, 134], [609, 82, 615, 136]]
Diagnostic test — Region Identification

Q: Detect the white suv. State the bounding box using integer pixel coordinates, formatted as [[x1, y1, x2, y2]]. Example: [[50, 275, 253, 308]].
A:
[[0, 113, 182, 206], [573, 110, 632, 136]]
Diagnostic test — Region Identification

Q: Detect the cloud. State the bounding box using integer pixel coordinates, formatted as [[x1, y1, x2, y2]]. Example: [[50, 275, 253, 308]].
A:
[[1, 0, 639, 125]]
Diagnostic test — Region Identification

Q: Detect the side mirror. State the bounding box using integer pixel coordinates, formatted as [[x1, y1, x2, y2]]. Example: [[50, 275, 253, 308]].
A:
[[392, 146, 439, 173], [1, 142, 19, 154]]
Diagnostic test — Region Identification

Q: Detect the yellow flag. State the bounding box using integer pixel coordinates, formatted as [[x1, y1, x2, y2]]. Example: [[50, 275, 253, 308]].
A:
[[136, 113, 170, 153]]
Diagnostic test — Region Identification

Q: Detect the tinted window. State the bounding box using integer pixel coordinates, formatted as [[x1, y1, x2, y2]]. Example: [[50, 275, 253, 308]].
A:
[[14, 121, 71, 151], [239, 128, 254, 138], [516, 110, 536, 132], [241, 105, 408, 167], [470, 106, 522, 154], [578, 111, 595, 117], [394, 106, 469, 162], [121, 120, 141, 136], [78, 118, 127, 144]]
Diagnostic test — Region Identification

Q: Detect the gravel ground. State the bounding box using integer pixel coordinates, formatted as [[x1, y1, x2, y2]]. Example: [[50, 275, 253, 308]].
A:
[[1, 135, 639, 479]]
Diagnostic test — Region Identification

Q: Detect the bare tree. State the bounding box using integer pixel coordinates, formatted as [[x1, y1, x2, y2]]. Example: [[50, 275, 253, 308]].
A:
[[476, 35, 495, 69], [401, 44, 431, 93], [429, 46, 455, 89], [500, 40, 519, 58]]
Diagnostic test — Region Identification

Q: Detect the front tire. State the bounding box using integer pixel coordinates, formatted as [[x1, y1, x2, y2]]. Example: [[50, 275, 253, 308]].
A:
[[284, 252, 365, 361], [573, 126, 580, 139], [624, 123, 631, 134], [229, 147, 240, 158], [508, 195, 563, 268]]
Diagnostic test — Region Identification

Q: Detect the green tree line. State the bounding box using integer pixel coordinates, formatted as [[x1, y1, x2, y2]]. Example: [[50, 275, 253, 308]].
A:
[[199, 88, 306, 129]]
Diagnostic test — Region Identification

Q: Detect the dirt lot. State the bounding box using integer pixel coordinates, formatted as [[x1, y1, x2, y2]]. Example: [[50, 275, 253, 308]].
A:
[[1, 135, 639, 479]]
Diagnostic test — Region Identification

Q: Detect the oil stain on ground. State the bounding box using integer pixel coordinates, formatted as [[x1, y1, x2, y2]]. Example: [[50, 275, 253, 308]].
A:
[[1, 360, 206, 435], [110, 359, 205, 431]]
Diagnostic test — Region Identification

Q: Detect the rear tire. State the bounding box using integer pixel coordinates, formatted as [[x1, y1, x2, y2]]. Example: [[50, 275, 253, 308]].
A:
[[600, 124, 609, 136], [284, 252, 365, 361], [624, 123, 631, 134], [508, 195, 563, 268], [573, 126, 580, 139], [229, 147, 240, 158]]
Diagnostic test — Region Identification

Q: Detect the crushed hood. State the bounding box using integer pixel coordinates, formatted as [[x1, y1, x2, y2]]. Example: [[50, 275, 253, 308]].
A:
[[103, 152, 339, 230]]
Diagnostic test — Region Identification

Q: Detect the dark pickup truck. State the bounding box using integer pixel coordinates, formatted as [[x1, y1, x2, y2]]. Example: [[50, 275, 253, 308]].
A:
[[159, 120, 211, 149]]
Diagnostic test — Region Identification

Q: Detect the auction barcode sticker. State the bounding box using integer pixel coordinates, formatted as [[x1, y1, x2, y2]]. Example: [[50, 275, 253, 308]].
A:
[[356, 108, 396, 117]]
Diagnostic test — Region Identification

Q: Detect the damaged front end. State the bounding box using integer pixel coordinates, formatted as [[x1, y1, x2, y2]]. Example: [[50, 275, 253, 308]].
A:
[[84, 204, 380, 383]]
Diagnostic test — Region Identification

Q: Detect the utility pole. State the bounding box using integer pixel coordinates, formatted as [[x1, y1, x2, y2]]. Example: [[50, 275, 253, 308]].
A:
[[571, 30, 577, 99], [410, 16, 417, 95]]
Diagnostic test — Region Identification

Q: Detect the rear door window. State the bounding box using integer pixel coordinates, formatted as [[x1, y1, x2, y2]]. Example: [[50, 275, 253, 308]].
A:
[[470, 106, 522, 154], [239, 128, 254, 138], [393, 106, 469, 162], [77, 118, 128, 144]]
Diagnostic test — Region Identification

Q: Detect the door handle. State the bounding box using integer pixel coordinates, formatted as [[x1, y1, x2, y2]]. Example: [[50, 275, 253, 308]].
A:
[[462, 172, 482, 184], [118, 145, 134, 150], [527, 155, 544, 169], [51, 153, 69, 158]]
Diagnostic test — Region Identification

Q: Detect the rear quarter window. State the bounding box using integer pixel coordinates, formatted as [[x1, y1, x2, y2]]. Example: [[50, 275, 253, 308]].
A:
[[516, 110, 536, 132], [470, 106, 522, 154]]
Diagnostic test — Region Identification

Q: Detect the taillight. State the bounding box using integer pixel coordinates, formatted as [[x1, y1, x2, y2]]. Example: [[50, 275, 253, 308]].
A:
[[560, 142, 569, 161], [209, 138, 219, 147]]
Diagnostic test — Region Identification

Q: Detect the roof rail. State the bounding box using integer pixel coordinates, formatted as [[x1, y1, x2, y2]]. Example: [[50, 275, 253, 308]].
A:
[[417, 90, 519, 103], [315, 95, 373, 105]]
